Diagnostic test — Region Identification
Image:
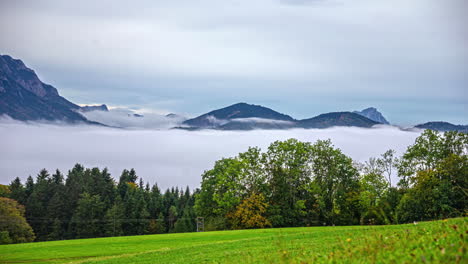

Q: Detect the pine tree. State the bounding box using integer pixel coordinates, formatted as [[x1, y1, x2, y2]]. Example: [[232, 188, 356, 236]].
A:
[[24, 176, 34, 199], [47, 218, 63, 241], [70, 193, 105, 238], [173, 207, 195, 233], [167, 205, 178, 232], [148, 184, 163, 219], [9, 177, 25, 205], [104, 198, 125, 237], [64, 164, 86, 221], [25, 169, 52, 241]]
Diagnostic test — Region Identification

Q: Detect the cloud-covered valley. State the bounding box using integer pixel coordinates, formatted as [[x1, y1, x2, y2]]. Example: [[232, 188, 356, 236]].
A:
[[80, 108, 186, 129], [0, 120, 422, 189]]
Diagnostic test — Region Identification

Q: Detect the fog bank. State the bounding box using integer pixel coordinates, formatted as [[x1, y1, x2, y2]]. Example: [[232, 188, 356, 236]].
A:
[[0, 121, 421, 189], [80, 109, 186, 129]]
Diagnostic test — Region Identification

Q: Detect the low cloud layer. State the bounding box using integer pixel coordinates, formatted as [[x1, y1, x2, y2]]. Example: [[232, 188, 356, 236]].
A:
[[230, 117, 295, 125], [0, 120, 422, 189], [81, 109, 186, 129]]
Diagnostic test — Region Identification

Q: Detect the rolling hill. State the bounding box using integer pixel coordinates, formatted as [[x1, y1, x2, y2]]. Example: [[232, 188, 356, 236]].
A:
[[415, 121, 468, 133], [297, 112, 379, 129]]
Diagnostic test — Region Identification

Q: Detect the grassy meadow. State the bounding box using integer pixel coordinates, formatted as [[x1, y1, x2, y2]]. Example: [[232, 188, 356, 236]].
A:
[[0, 218, 466, 264]]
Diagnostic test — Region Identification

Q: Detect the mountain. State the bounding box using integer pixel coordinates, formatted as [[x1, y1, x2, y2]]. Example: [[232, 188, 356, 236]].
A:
[[0, 55, 88, 122], [298, 112, 379, 129], [166, 113, 179, 118], [181, 103, 379, 130], [183, 103, 295, 129], [80, 104, 109, 112], [415, 121, 468, 133], [166, 113, 187, 121], [353, 107, 389, 124]]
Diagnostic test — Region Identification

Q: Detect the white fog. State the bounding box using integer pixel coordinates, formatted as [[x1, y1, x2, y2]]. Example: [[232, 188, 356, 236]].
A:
[[0, 119, 421, 189]]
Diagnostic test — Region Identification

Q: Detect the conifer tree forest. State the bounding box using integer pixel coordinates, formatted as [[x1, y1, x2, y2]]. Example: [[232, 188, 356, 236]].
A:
[[0, 130, 466, 244]]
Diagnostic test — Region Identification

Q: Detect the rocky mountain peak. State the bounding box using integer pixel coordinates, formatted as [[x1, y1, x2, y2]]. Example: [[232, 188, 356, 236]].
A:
[[0, 54, 88, 122], [353, 107, 389, 124], [0, 55, 58, 98]]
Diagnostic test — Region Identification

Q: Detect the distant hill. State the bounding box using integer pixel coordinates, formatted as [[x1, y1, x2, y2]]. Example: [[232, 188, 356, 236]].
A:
[[298, 112, 379, 129], [0, 55, 88, 122], [353, 107, 389, 124], [166, 113, 181, 118], [80, 104, 109, 112], [183, 103, 295, 129], [415, 121, 468, 133], [182, 104, 379, 130]]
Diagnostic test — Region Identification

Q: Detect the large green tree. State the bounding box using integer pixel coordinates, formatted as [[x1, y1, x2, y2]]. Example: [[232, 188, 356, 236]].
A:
[[396, 130, 467, 222]]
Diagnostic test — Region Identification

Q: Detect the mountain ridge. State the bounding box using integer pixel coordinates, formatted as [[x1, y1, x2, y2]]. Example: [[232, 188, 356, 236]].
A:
[[0, 55, 89, 122], [1, 54, 466, 132], [183, 102, 295, 129], [182, 103, 380, 130]]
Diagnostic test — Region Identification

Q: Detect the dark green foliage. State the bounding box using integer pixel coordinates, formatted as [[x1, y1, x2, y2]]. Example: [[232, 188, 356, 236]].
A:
[[48, 218, 63, 241], [0, 231, 12, 244], [396, 131, 467, 222], [196, 131, 467, 230], [173, 207, 195, 233], [103, 198, 125, 237], [7, 164, 197, 243], [70, 193, 105, 238], [148, 213, 166, 234], [196, 138, 362, 229], [9, 178, 25, 204]]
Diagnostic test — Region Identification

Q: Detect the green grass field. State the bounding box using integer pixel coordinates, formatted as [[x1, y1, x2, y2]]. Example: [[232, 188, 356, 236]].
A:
[[0, 218, 466, 264]]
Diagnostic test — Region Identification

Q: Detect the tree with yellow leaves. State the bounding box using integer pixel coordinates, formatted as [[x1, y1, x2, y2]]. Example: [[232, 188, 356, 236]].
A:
[[229, 193, 271, 229]]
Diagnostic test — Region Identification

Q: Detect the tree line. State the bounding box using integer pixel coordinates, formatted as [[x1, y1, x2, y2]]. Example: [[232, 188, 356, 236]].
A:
[[0, 129, 466, 244], [1, 166, 197, 243]]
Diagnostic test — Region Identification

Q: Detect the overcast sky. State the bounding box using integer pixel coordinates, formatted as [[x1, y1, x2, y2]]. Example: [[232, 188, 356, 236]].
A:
[[1, 0, 467, 125]]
